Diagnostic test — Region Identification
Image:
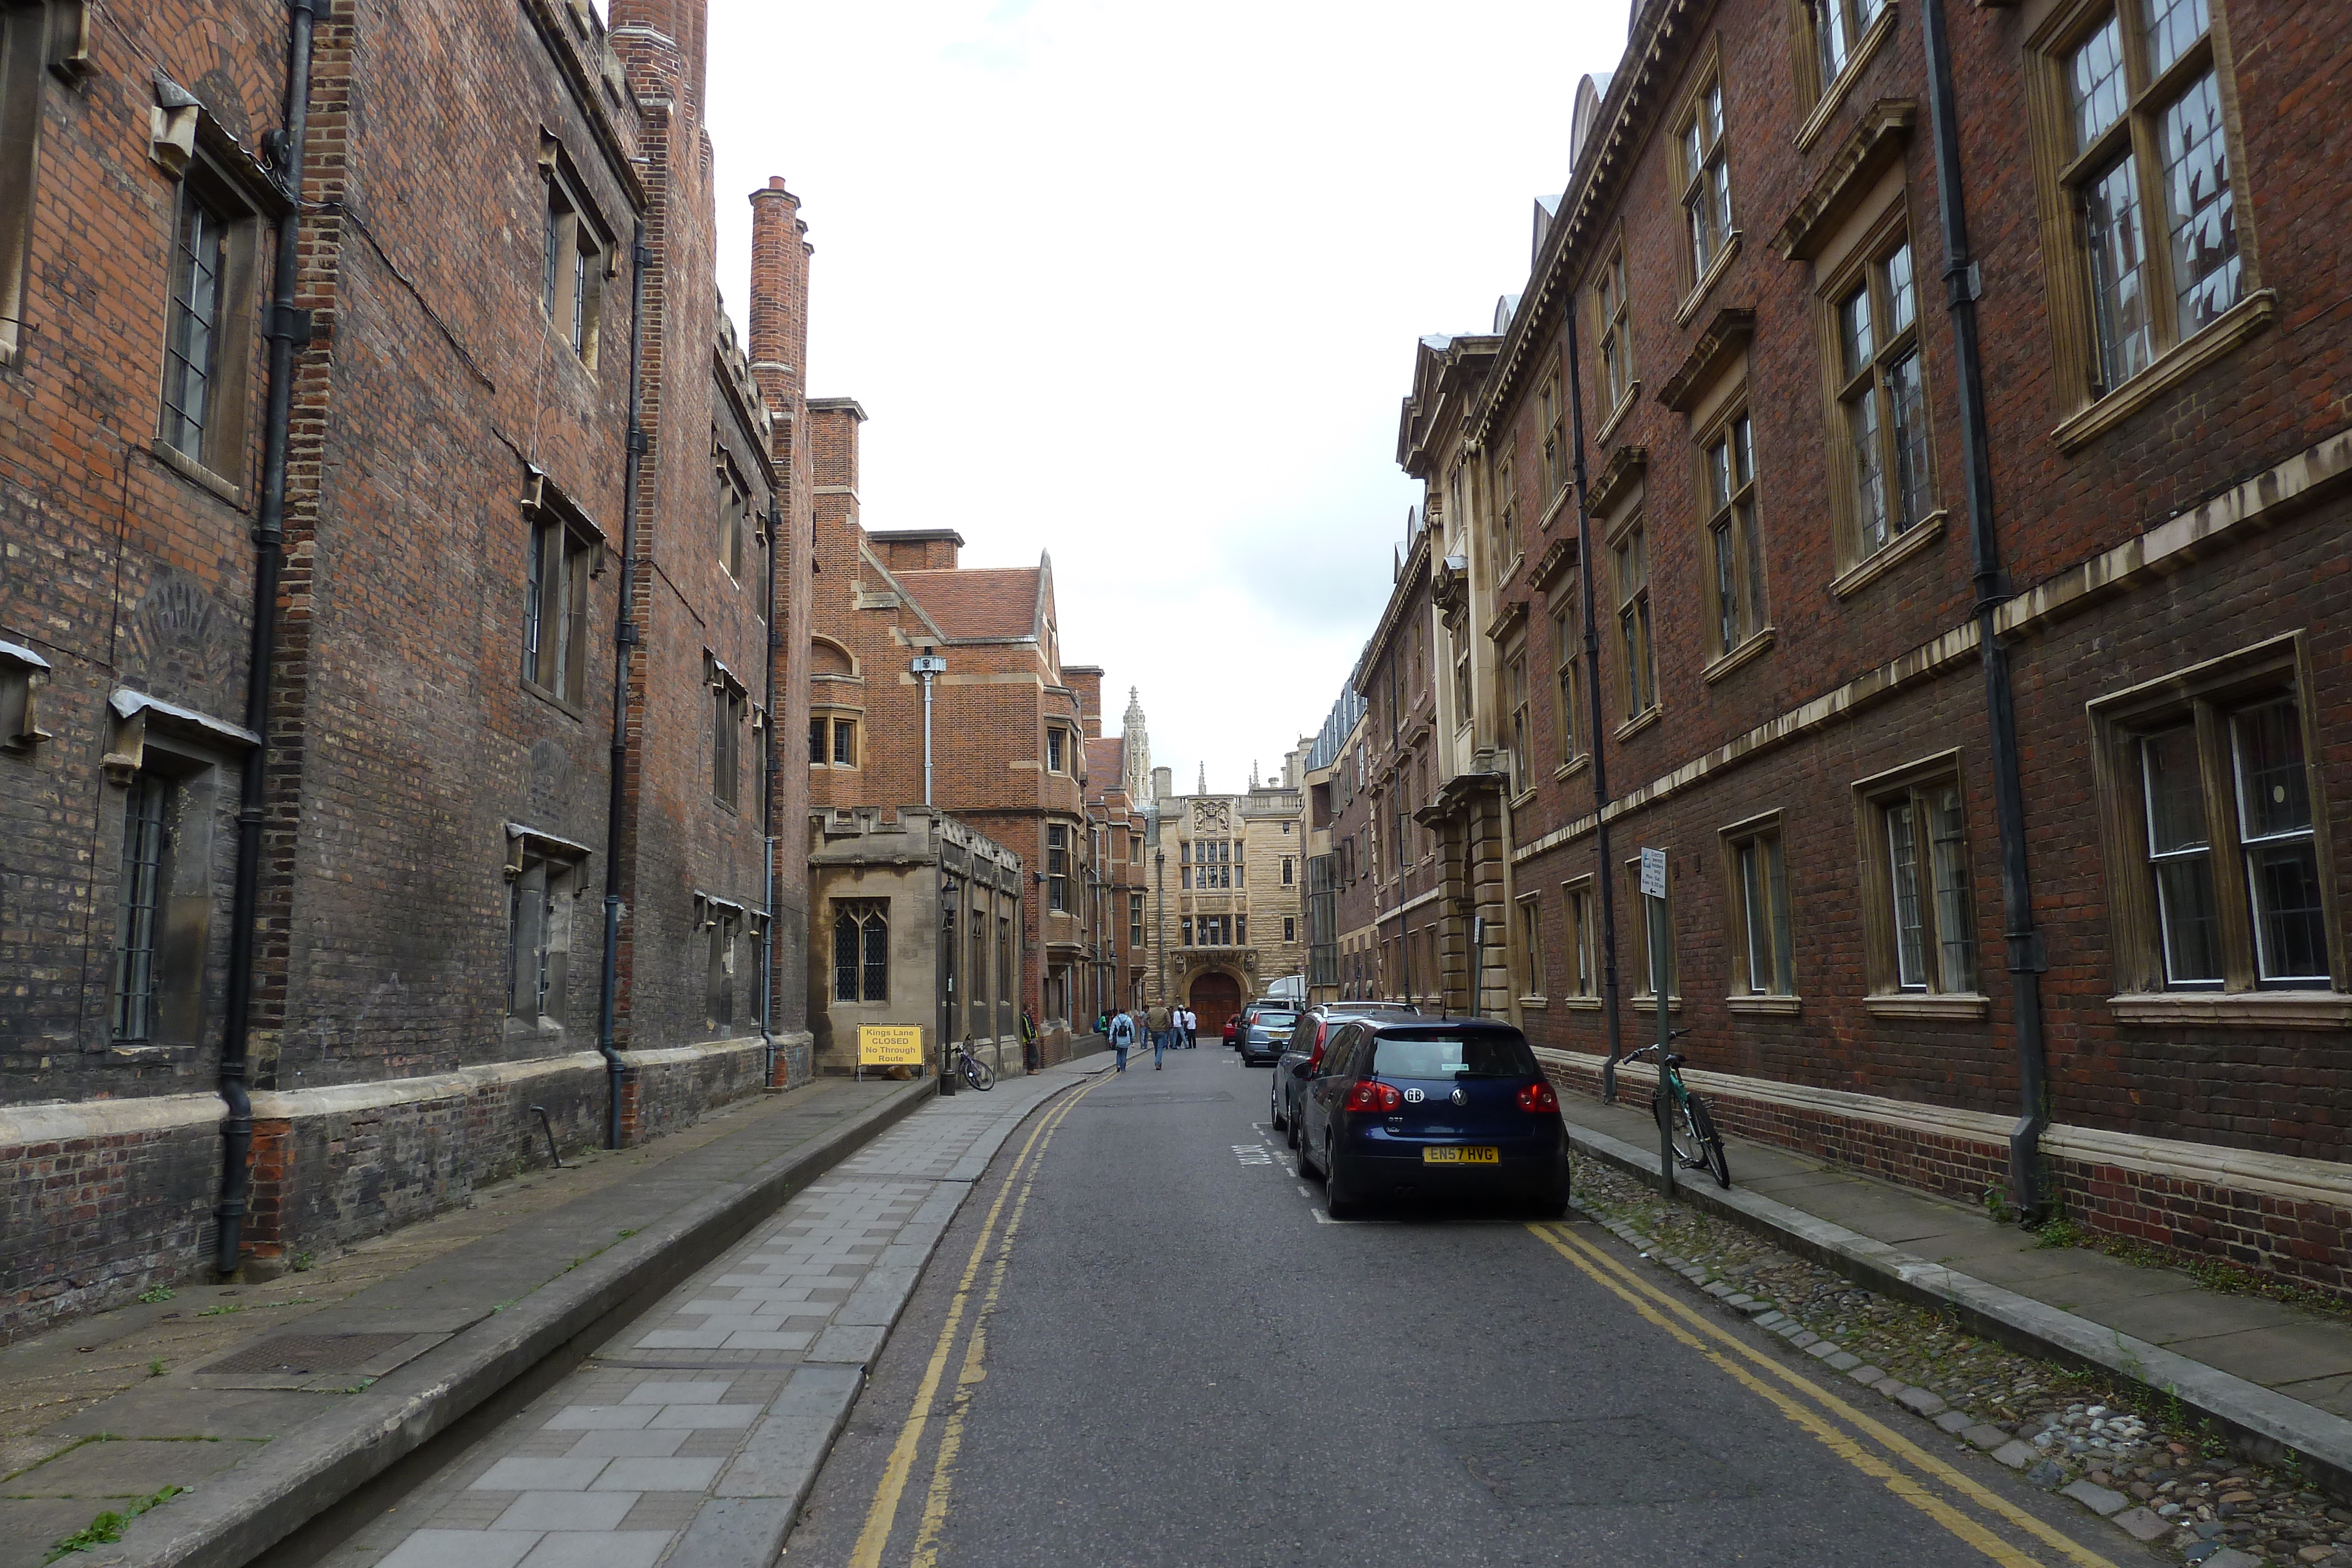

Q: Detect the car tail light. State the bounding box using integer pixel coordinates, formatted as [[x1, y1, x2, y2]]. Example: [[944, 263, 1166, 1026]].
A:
[[1342, 1080, 1403, 1114], [1306, 1020, 1331, 1070], [1518, 1081, 1561, 1113]]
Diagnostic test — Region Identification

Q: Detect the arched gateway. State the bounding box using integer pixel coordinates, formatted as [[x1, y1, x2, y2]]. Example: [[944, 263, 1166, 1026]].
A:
[[1188, 971, 1242, 1041]]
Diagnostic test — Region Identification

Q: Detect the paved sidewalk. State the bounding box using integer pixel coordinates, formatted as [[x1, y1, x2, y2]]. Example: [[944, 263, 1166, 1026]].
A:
[[1558, 1087, 2352, 1493], [313, 1054, 1112, 1568], [0, 1072, 939, 1568]]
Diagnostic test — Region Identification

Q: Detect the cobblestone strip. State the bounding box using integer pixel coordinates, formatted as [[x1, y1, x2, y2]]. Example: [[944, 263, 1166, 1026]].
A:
[[328, 1070, 1100, 1568], [1572, 1166, 2343, 1568]]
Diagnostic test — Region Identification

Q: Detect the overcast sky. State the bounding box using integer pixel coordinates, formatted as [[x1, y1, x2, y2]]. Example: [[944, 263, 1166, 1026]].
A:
[[703, 0, 1630, 797]]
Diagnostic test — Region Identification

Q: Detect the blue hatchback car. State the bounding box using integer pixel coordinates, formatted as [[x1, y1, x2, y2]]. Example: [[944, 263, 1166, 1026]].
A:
[[1294, 1018, 1568, 1219]]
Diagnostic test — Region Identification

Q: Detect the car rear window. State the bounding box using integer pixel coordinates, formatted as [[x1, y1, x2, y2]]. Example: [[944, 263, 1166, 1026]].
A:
[[1257, 1011, 1298, 1028], [1369, 1034, 1538, 1079]]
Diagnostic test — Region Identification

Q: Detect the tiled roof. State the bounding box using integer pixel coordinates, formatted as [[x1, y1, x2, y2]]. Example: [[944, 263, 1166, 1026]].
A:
[[895, 567, 1040, 640]]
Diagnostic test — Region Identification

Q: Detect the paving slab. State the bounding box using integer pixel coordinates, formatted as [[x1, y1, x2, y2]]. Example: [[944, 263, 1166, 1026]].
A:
[[0, 1074, 937, 1568], [2160, 1322, 2352, 1388], [307, 1054, 1112, 1568], [3, 1436, 260, 1496]]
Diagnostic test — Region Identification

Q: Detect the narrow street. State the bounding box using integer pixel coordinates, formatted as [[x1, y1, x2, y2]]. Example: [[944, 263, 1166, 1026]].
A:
[[791, 1050, 2158, 1568]]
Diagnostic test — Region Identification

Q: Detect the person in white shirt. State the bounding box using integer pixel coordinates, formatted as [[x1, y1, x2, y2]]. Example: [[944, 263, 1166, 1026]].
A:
[[1181, 1007, 1198, 1048]]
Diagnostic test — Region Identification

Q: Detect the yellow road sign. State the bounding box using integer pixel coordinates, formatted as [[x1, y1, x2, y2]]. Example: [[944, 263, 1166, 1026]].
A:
[[858, 1025, 925, 1066]]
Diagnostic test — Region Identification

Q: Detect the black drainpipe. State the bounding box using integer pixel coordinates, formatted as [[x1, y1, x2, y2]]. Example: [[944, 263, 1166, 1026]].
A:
[[1920, 0, 2050, 1221], [759, 494, 782, 1082], [214, 0, 316, 1278], [1562, 293, 1625, 1105], [594, 219, 650, 1151]]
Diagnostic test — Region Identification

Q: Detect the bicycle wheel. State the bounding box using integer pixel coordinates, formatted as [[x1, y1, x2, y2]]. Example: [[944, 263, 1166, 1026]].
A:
[[1687, 1095, 1730, 1188], [1656, 1090, 1705, 1171], [961, 1054, 995, 1092]]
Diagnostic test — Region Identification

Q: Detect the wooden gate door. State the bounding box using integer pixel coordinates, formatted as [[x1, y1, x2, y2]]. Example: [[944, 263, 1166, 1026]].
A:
[[1188, 972, 1242, 1041]]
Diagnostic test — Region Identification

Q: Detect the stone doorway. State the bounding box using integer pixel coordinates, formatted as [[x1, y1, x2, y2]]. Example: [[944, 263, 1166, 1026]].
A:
[[1188, 972, 1242, 1042]]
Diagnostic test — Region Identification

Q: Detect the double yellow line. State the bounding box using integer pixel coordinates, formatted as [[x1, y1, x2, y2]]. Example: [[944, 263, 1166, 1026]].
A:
[[1528, 1221, 2121, 1568], [848, 1080, 1097, 1568]]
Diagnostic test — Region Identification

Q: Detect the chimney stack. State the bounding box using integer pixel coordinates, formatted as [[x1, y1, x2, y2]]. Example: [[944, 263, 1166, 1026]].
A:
[[807, 398, 865, 494], [607, 0, 708, 115], [747, 176, 808, 427], [1064, 667, 1104, 737]]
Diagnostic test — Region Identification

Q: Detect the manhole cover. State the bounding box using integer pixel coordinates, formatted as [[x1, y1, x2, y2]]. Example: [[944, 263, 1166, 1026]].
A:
[[205, 1333, 417, 1376], [1440, 1416, 1755, 1507]]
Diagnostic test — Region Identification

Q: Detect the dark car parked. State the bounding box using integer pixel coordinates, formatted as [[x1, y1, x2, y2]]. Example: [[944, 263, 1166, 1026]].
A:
[[1269, 1002, 1420, 1135], [1293, 1018, 1568, 1219], [1235, 1003, 1301, 1066]]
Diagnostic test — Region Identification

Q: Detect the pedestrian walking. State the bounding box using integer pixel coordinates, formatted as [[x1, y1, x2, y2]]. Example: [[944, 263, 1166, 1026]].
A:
[[1108, 1007, 1135, 1072], [1181, 1005, 1198, 1048], [1145, 1002, 1172, 1070]]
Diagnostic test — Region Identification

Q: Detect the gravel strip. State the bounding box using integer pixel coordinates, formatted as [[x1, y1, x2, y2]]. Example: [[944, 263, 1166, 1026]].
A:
[[1575, 1159, 2352, 1567]]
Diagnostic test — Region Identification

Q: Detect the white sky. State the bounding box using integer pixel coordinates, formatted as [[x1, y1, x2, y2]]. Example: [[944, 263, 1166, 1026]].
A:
[[704, 0, 1631, 795]]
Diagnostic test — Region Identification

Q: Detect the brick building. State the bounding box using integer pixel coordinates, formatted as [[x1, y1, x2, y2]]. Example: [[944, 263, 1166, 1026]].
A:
[[1084, 691, 1149, 1016], [1137, 764, 1308, 1038], [1345, 0, 2352, 1292], [1299, 683, 1371, 1006], [0, 0, 817, 1336], [802, 414, 1139, 1062]]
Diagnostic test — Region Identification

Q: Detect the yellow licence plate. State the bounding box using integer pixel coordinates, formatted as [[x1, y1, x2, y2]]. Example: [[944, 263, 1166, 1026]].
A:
[[1421, 1146, 1499, 1165]]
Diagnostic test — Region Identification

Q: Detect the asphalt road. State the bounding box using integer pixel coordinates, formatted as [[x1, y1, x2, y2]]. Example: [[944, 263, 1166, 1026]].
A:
[[790, 1048, 2164, 1568]]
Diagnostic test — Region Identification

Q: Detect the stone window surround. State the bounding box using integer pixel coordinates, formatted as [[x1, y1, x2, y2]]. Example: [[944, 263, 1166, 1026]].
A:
[[2019, 0, 2268, 446], [537, 134, 619, 369], [1809, 197, 1943, 586], [1719, 808, 1802, 1012], [2085, 631, 2344, 1017], [1789, 0, 1901, 154], [1666, 38, 1738, 319], [1849, 750, 1989, 1018], [147, 75, 290, 503]]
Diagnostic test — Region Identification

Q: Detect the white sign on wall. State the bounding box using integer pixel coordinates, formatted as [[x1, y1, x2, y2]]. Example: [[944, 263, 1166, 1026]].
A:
[[1639, 847, 1667, 900]]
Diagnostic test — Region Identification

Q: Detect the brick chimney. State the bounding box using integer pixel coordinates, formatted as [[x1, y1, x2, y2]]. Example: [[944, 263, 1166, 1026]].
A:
[[1064, 667, 1104, 737], [808, 397, 864, 494], [868, 530, 963, 571], [607, 0, 707, 115], [747, 176, 808, 429]]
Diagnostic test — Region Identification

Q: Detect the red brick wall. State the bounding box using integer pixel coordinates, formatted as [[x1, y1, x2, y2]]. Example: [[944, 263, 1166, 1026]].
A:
[[1408, 0, 2352, 1286], [1, 0, 816, 1331]]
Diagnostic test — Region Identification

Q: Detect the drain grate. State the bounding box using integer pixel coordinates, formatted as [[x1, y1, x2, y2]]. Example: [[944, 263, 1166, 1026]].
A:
[[205, 1333, 417, 1376]]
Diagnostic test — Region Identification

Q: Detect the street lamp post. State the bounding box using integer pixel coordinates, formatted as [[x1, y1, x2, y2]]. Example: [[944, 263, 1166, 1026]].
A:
[[912, 648, 947, 805], [1154, 847, 1166, 1007]]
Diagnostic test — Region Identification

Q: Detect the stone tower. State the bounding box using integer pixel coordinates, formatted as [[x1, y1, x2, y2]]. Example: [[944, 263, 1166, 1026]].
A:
[[1122, 686, 1152, 803]]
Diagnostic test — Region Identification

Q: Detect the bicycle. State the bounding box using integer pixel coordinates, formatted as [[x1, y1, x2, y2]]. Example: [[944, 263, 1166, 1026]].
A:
[[1628, 1037, 1729, 1188], [953, 1039, 995, 1092]]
